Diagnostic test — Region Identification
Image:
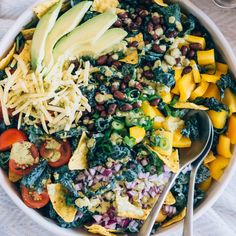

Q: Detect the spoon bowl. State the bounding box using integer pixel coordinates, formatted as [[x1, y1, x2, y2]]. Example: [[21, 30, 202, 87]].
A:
[[137, 110, 213, 236], [212, 0, 236, 9]]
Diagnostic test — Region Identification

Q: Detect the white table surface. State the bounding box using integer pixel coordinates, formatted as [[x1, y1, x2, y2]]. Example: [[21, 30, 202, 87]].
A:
[[0, 1, 236, 235]]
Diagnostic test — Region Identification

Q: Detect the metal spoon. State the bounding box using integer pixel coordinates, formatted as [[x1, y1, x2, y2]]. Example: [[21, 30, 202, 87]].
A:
[[212, 0, 236, 9], [183, 125, 214, 236], [137, 110, 213, 236]]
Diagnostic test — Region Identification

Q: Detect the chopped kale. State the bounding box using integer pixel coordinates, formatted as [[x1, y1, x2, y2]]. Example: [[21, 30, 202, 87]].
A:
[[181, 115, 200, 140], [181, 14, 196, 35], [153, 67, 175, 87], [216, 73, 236, 99], [142, 50, 163, 62], [95, 118, 112, 132], [156, 4, 181, 28], [22, 124, 45, 148], [81, 86, 96, 107], [193, 97, 227, 112], [53, 127, 84, 139], [195, 164, 210, 184], [15, 33, 25, 54], [0, 70, 7, 80], [194, 188, 205, 207], [121, 64, 136, 78], [21, 160, 51, 192], [0, 152, 10, 170], [171, 172, 190, 210], [122, 169, 138, 182]]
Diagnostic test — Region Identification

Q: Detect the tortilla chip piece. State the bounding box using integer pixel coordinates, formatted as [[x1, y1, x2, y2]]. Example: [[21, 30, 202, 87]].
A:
[[143, 209, 167, 223], [33, 0, 60, 18], [126, 33, 145, 50], [0, 43, 16, 70], [18, 40, 32, 63], [204, 151, 216, 164], [154, 0, 168, 7], [173, 102, 208, 110], [8, 169, 22, 183], [147, 146, 180, 173], [92, 0, 119, 13], [21, 28, 35, 40], [120, 49, 139, 65], [47, 184, 77, 223], [68, 132, 88, 170], [85, 225, 117, 236], [165, 192, 176, 205], [116, 195, 145, 219], [162, 207, 187, 227]]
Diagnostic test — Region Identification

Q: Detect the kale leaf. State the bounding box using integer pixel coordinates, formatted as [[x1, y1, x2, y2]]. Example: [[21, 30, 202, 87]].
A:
[[193, 97, 227, 112], [216, 73, 236, 99], [21, 160, 51, 192], [153, 67, 175, 88], [181, 14, 196, 35], [194, 188, 205, 207], [53, 127, 84, 140], [22, 125, 45, 148], [181, 115, 200, 140], [0, 70, 7, 80], [0, 151, 10, 170], [195, 164, 210, 184], [95, 118, 112, 132], [156, 4, 181, 28]]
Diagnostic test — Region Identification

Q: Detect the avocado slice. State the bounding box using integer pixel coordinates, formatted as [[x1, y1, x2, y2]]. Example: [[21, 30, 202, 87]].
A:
[[31, 0, 63, 71], [53, 12, 118, 62], [43, 1, 92, 72], [71, 28, 128, 57]]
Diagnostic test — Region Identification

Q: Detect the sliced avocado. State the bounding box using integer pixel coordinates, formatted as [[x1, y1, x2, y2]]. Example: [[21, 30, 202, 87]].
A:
[[53, 12, 117, 62], [43, 1, 92, 72], [31, 0, 63, 71], [72, 28, 128, 57]]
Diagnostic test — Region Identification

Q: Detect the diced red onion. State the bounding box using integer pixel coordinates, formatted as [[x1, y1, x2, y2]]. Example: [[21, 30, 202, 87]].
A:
[[76, 173, 85, 181], [74, 183, 82, 191], [141, 159, 148, 166], [100, 167, 106, 173], [125, 181, 136, 189], [103, 169, 112, 177], [88, 180, 93, 186], [89, 168, 96, 176], [149, 174, 158, 182], [114, 163, 122, 172], [93, 215, 103, 223], [75, 211, 84, 220], [129, 220, 139, 228], [182, 164, 192, 174]]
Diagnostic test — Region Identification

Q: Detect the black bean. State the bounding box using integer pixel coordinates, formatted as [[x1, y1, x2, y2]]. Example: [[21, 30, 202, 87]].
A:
[[108, 104, 117, 115], [188, 50, 195, 59], [143, 70, 154, 79], [182, 66, 192, 75], [129, 41, 139, 48], [152, 44, 164, 53], [189, 43, 202, 50], [96, 104, 105, 111], [112, 61, 122, 69], [180, 45, 188, 56], [114, 91, 125, 100], [124, 75, 131, 83], [120, 103, 133, 111], [166, 30, 178, 38], [120, 82, 127, 90], [152, 16, 160, 25], [118, 12, 129, 19], [113, 19, 122, 27], [97, 55, 108, 65]]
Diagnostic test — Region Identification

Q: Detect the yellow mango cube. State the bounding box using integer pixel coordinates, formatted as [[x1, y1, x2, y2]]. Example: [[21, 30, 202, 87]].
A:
[[173, 66, 183, 82], [178, 72, 196, 102], [160, 92, 172, 104], [208, 109, 228, 129], [173, 129, 191, 148], [216, 135, 232, 158], [190, 60, 201, 83], [227, 114, 236, 144], [203, 83, 221, 100], [199, 177, 212, 192], [204, 151, 216, 165], [201, 74, 221, 83], [153, 130, 173, 156], [209, 155, 230, 180], [197, 49, 215, 66], [185, 35, 206, 49], [141, 101, 162, 119], [223, 88, 236, 115], [130, 126, 146, 143], [190, 81, 209, 101], [216, 62, 228, 74]]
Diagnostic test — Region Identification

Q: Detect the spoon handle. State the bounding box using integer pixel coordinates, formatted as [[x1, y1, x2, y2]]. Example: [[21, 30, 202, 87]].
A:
[[138, 173, 178, 236], [183, 166, 198, 236]]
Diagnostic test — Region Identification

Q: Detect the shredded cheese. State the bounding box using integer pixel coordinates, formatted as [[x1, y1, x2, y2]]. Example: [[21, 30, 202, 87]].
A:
[[0, 55, 91, 133]]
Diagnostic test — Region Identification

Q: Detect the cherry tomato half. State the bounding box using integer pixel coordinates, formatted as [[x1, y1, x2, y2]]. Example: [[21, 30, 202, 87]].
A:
[[21, 185, 49, 209], [0, 128, 27, 151], [9, 143, 39, 176], [40, 140, 72, 168]]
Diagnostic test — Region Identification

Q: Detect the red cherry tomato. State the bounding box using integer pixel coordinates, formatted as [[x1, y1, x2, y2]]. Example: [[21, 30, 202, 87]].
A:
[[40, 140, 71, 168], [9, 143, 39, 176], [21, 185, 49, 209], [0, 128, 27, 151]]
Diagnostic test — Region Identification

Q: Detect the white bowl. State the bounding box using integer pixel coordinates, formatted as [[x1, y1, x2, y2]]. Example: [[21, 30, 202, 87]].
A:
[[0, 0, 236, 235]]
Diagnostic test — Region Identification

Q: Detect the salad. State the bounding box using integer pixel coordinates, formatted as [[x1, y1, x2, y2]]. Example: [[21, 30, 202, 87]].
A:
[[0, 0, 235, 235]]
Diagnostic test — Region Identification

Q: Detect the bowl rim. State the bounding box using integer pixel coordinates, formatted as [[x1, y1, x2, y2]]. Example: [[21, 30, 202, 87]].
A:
[[0, 0, 236, 235]]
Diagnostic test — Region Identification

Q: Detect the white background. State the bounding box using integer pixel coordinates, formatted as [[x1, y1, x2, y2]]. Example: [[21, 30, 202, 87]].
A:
[[0, 0, 236, 235]]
